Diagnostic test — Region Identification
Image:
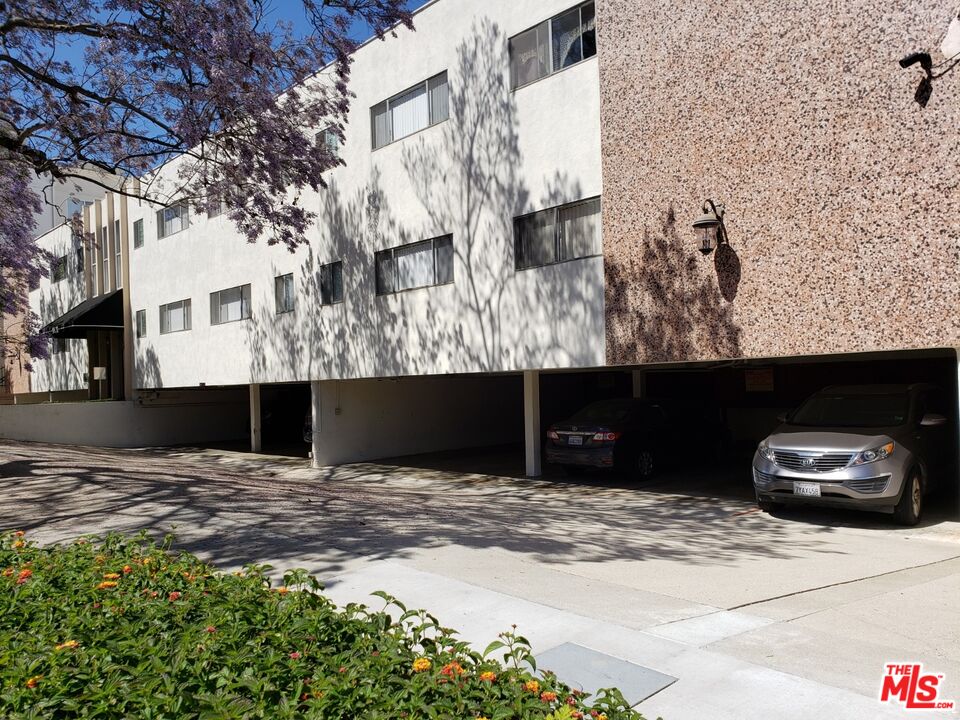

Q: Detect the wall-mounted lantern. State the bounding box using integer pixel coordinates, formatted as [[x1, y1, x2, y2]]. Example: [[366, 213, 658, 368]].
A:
[[692, 199, 728, 255]]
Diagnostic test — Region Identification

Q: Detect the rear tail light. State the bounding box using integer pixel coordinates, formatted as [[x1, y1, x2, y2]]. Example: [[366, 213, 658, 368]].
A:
[[547, 430, 560, 440], [593, 432, 621, 441]]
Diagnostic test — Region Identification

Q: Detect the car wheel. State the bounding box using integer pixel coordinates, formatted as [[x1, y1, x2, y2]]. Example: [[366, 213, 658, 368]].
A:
[[635, 450, 655, 480], [893, 470, 923, 526], [756, 495, 779, 513]]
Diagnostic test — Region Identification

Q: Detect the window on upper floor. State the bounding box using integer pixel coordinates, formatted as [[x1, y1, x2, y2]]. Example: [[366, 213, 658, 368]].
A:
[[317, 126, 341, 158], [135, 309, 146, 338], [514, 197, 601, 270], [114, 219, 122, 289], [275, 274, 295, 314], [371, 71, 449, 150], [101, 224, 110, 291], [65, 198, 91, 222], [207, 194, 228, 219], [157, 203, 189, 239], [210, 284, 251, 325], [509, 2, 596, 90], [319, 261, 343, 306], [51, 338, 68, 354], [133, 219, 144, 249], [375, 235, 453, 295], [51, 255, 68, 283], [159, 299, 192, 334]]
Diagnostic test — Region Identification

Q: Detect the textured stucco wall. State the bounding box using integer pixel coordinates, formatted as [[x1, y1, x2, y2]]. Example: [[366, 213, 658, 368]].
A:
[[597, 0, 960, 364]]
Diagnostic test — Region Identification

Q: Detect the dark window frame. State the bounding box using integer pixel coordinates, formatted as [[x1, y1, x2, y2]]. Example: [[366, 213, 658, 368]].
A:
[[133, 218, 144, 249], [509, 1, 597, 91], [275, 274, 295, 315], [375, 235, 454, 296], [319, 261, 344, 306], [370, 71, 450, 150], [156, 202, 190, 239], [209, 284, 252, 326], [135, 309, 147, 338], [514, 196, 601, 271], [159, 298, 192, 334]]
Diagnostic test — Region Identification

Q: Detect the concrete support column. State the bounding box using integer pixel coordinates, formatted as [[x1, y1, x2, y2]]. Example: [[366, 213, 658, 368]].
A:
[[249, 383, 262, 453], [523, 370, 541, 477], [632, 369, 646, 399], [310, 380, 322, 468]]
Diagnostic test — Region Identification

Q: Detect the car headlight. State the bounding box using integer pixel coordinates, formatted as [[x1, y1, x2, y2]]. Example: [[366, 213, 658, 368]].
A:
[[757, 440, 777, 462], [852, 441, 895, 466]]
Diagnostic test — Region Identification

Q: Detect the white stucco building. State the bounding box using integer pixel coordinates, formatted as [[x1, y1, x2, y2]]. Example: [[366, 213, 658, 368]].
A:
[[24, 0, 605, 471]]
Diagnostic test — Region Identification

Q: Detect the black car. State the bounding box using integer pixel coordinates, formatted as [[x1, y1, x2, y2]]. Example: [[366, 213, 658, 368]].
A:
[[544, 398, 670, 478]]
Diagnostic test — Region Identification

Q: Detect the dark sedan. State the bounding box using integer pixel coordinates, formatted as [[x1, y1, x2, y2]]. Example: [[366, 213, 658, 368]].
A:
[[544, 398, 668, 479]]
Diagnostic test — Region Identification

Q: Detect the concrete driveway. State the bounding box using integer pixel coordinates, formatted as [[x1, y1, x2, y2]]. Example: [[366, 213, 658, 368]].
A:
[[2, 440, 959, 719]]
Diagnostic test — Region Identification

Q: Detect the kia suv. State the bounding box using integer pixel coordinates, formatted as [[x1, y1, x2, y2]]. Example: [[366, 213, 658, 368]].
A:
[[753, 384, 951, 525]]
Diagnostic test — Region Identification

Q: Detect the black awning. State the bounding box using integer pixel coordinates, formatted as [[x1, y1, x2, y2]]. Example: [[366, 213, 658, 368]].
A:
[[42, 289, 124, 339]]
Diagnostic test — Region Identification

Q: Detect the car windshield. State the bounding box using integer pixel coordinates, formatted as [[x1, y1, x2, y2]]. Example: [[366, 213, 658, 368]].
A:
[[569, 399, 637, 424], [789, 393, 909, 428]]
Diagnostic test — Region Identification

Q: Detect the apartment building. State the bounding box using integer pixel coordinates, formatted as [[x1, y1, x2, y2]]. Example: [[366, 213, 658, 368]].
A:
[[13, 0, 960, 487]]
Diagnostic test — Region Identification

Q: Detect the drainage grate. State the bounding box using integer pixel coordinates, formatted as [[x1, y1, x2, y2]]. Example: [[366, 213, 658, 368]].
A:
[[536, 642, 677, 706]]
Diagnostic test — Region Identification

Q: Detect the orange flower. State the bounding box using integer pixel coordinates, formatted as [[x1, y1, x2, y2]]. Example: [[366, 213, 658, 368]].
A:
[[122, 565, 133, 574], [102, 573, 121, 580], [94, 555, 105, 564], [16, 569, 32, 585], [540, 691, 558, 703], [96, 581, 118, 590], [524, 679, 540, 694], [2, 567, 13, 577], [168, 591, 181, 601], [440, 661, 466, 677], [25, 676, 41, 689], [55, 640, 79, 651], [412, 657, 431, 673], [275, 586, 289, 594], [205, 625, 216, 633], [479, 671, 497, 682], [12, 540, 25, 549], [13, 530, 24, 537]]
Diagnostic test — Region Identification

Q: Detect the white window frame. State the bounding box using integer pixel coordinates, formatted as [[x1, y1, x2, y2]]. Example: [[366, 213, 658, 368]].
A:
[[509, 1, 596, 90], [210, 284, 252, 326], [370, 71, 449, 150], [159, 299, 192, 334], [114, 219, 122, 289]]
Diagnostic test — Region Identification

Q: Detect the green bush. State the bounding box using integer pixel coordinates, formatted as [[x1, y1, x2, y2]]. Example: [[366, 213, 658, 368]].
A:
[[1, 531, 647, 720]]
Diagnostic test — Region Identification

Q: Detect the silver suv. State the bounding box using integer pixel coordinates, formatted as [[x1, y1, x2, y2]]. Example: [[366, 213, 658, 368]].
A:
[[753, 384, 951, 525]]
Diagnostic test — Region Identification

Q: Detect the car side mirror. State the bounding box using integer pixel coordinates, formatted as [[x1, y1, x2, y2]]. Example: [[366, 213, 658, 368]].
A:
[[776, 411, 789, 423], [920, 413, 947, 427]]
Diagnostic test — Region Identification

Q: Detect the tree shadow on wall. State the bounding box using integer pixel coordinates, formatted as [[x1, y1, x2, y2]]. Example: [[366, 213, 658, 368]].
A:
[[605, 206, 742, 363], [245, 18, 604, 381]]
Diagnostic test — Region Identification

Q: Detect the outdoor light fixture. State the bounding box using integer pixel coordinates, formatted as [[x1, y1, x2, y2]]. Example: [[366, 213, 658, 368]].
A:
[[692, 199, 727, 255]]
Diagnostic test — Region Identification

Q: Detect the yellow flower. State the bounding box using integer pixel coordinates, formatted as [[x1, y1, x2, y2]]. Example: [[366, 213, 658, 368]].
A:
[[102, 573, 121, 580], [55, 640, 79, 651], [96, 580, 118, 590], [94, 555, 105, 564], [12, 540, 24, 549], [275, 586, 289, 594], [524, 679, 540, 694], [25, 676, 41, 688], [412, 657, 431, 673], [479, 671, 497, 682]]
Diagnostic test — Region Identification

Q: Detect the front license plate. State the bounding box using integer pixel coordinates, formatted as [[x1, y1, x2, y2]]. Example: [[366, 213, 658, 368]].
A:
[[568, 435, 583, 446], [793, 481, 821, 497]]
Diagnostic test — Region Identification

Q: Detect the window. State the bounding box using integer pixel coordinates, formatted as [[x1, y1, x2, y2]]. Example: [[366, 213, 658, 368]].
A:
[[101, 224, 109, 291], [65, 198, 91, 221], [114, 219, 121, 289], [371, 71, 449, 149], [317, 127, 341, 157], [319, 261, 343, 305], [156, 203, 189, 238], [51, 338, 68, 354], [375, 235, 453, 295], [514, 197, 601, 270], [207, 195, 228, 219], [159, 299, 192, 334], [509, 2, 596, 89], [275, 274, 295, 314], [135, 309, 146, 338], [51, 255, 68, 283], [210, 284, 251, 325], [133, 219, 144, 249]]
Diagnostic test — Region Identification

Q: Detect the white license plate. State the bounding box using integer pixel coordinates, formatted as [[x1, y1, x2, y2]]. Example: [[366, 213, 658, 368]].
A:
[[793, 481, 821, 497], [568, 435, 583, 446]]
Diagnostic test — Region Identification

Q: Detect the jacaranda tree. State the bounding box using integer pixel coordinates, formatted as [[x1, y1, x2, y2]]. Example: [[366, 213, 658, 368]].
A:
[[0, 0, 412, 366]]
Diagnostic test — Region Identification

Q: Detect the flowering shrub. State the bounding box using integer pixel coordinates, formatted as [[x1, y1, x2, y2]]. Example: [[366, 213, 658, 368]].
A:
[[1, 531, 646, 719]]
